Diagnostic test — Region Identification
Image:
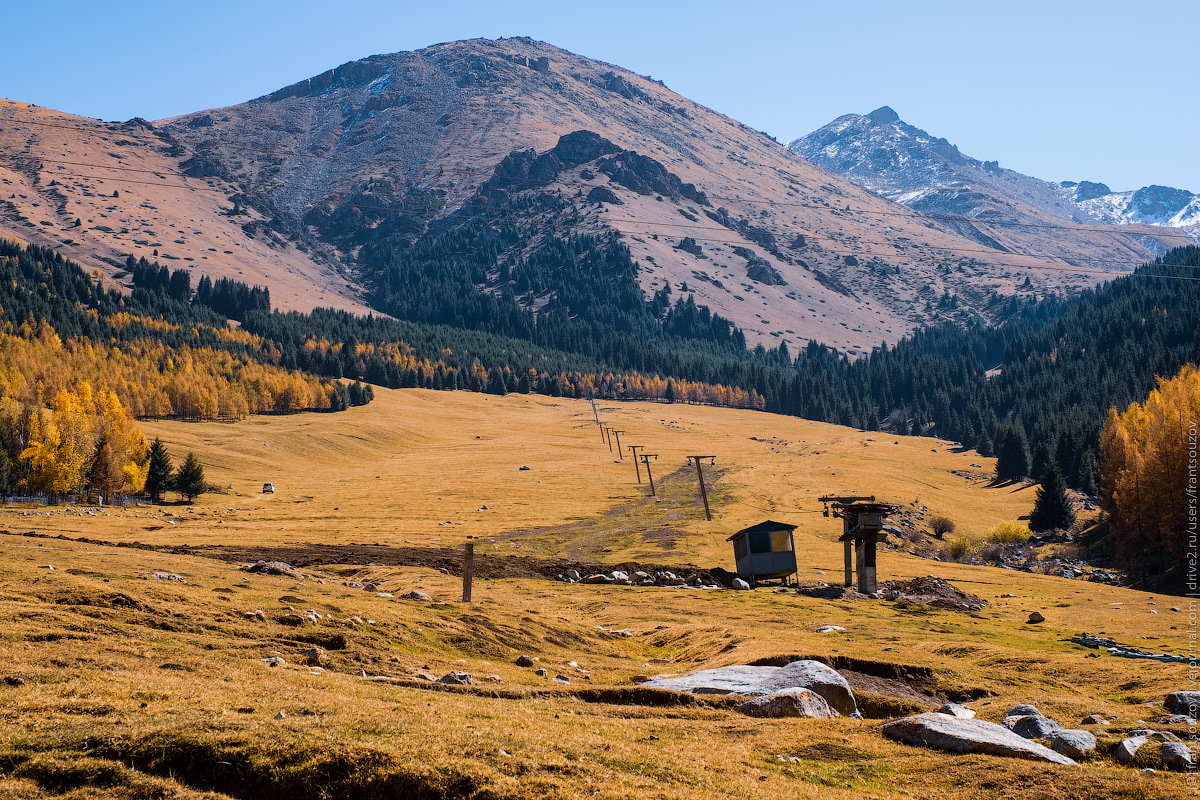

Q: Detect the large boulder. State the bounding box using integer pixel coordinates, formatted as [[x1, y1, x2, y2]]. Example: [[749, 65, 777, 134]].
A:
[[735, 688, 838, 719], [641, 660, 857, 715], [1165, 691, 1200, 718], [882, 713, 1076, 765], [1047, 729, 1096, 759], [1114, 734, 1150, 764]]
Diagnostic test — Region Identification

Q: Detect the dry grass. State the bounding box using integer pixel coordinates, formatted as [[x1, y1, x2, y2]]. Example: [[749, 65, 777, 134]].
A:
[[0, 388, 1192, 798]]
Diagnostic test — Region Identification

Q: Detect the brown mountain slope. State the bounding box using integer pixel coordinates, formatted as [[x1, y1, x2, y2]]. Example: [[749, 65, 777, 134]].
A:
[[0, 38, 1180, 352]]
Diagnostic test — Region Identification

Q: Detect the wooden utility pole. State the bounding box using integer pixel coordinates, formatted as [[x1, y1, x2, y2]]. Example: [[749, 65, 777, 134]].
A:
[[687, 455, 716, 521], [587, 390, 600, 426], [462, 540, 475, 602], [628, 445, 644, 482], [610, 430, 625, 459], [640, 453, 659, 496], [604, 426, 613, 452]]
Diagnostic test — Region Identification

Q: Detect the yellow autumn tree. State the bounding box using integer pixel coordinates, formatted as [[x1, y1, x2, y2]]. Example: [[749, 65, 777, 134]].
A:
[[1100, 364, 1200, 581]]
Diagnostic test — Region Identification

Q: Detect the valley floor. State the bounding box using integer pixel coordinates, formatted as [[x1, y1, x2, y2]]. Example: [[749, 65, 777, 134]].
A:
[[0, 389, 1192, 798]]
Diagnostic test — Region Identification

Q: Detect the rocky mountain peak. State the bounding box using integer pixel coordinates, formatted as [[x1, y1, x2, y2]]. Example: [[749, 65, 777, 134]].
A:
[[867, 105, 900, 124]]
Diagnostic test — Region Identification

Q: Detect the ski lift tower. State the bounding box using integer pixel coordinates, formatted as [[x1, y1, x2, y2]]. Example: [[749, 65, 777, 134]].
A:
[[820, 496, 898, 594]]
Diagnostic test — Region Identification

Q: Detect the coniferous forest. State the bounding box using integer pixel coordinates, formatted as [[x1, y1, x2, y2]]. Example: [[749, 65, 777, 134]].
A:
[[3, 234, 1198, 503]]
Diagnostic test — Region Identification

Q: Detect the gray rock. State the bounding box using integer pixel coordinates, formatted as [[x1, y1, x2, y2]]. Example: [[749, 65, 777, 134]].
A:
[[1027, 611, 1045, 623], [534, 667, 548, 677], [735, 688, 838, 719], [1115, 735, 1150, 764], [882, 713, 1075, 765], [298, 647, 328, 666], [244, 561, 304, 579], [1006, 714, 1064, 739], [731, 578, 751, 590], [1165, 691, 1200, 717], [1007, 704, 1042, 718], [413, 671, 438, 682], [1080, 714, 1109, 726], [641, 659, 856, 715], [609, 571, 629, 582], [515, 655, 537, 667], [438, 671, 473, 685], [1162, 742, 1195, 771], [402, 590, 431, 601], [938, 703, 975, 719], [584, 574, 612, 584], [1047, 729, 1096, 759], [813, 625, 845, 633]]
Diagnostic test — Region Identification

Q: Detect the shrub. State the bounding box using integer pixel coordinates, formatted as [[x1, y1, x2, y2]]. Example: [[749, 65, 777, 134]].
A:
[[929, 515, 956, 538], [989, 521, 1031, 544], [945, 537, 976, 561]]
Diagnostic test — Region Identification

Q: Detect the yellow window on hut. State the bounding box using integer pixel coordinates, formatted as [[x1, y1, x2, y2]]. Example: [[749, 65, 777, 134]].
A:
[[770, 529, 792, 552]]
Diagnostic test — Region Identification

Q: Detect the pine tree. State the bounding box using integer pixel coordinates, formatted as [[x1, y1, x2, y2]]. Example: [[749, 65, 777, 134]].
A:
[[175, 452, 206, 503], [1029, 463, 1076, 532], [995, 424, 1030, 482], [145, 438, 174, 502]]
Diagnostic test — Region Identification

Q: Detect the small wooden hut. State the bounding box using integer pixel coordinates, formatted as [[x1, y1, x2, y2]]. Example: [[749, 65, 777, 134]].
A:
[[727, 520, 798, 584]]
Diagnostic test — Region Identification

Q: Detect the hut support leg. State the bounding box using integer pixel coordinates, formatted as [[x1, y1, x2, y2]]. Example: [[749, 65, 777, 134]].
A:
[[843, 540, 853, 587], [855, 540, 877, 595]]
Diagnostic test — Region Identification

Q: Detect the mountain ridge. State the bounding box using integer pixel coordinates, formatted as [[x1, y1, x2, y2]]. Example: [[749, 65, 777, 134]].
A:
[[0, 38, 1186, 355], [789, 106, 1200, 235]]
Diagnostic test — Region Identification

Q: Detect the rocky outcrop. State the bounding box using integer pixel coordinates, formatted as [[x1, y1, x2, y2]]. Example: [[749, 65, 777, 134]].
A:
[[641, 660, 857, 716], [1047, 730, 1096, 759], [882, 713, 1076, 765], [1165, 691, 1200, 717]]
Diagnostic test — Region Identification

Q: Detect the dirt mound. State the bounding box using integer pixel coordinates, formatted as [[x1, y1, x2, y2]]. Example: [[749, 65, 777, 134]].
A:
[[882, 576, 987, 611]]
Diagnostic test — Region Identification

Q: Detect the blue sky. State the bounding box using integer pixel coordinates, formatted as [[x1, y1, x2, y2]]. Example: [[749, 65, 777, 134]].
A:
[[6, 0, 1197, 192]]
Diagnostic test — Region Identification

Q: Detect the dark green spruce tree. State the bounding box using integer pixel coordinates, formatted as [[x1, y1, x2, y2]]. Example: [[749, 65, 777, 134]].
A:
[[1029, 463, 1076, 532], [145, 438, 174, 502], [995, 424, 1031, 482], [175, 452, 207, 503]]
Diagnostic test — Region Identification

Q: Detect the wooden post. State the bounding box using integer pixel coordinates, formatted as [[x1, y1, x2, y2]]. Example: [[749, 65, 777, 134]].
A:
[[628, 445, 643, 482], [462, 541, 475, 603], [611, 430, 624, 459], [604, 426, 613, 452], [688, 455, 716, 521], [843, 540, 853, 588], [640, 454, 658, 496]]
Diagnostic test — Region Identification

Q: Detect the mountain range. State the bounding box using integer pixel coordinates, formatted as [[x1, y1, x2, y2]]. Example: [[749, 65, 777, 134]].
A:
[[0, 39, 1189, 354], [789, 105, 1200, 234]]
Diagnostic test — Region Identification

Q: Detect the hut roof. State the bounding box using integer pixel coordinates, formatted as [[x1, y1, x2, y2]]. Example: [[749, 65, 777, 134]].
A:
[[726, 520, 798, 541]]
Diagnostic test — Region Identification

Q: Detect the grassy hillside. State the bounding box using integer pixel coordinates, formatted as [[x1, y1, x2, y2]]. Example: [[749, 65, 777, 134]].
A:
[[0, 389, 1190, 798]]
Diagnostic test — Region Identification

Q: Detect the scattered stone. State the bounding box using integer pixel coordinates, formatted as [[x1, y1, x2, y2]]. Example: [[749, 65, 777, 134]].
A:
[[1164, 714, 1192, 724], [584, 574, 612, 584], [298, 647, 328, 667], [438, 671, 473, 685], [413, 672, 438, 682], [1005, 714, 1063, 739], [1027, 611, 1045, 624], [1080, 714, 1109, 726], [486, 675, 502, 682], [518, 465, 531, 470], [274, 711, 286, 720], [882, 713, 1075, 765], [1165, 691, 1200, 718], [262, 657, 286, 667], [735, 688, 838, 719], [3, 677, 26, 687], [39, 564, 53, 570], [1162, 742, 1195, 771], [515, 655, 537, 667], [534, 668, 548, 677], [813, 625, 845, 633], [642, 660, 856, 715], [1008, 704, 1041, 718], [401, 590, 431, 601], [938, 703, 975, 719], [1115, 734, 1150, 764], [731, 578, 751, 590], [1047, 729, 1096, 759], [553, 675, 570, 684]]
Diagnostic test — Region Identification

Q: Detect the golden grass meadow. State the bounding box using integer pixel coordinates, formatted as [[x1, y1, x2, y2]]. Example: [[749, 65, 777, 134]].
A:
[[1, 388, 1192, 799]]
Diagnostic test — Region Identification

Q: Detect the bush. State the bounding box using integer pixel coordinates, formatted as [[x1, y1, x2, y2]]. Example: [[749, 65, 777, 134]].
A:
[[929, 515, 956, 538], [945, 537, 976, 561], [989, 521, 1031, 544]]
